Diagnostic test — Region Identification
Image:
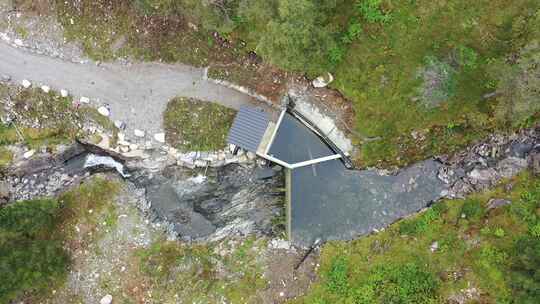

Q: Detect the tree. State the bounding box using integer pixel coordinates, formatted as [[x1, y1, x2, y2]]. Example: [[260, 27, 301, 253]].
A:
[[256, 0, 338, 75]]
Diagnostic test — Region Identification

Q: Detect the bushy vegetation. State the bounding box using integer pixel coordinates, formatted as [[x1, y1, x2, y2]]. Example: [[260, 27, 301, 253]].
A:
[[163, 97, 236, 151], [0, 199, 68, 303], [293, 172, 540, 303], [0, 177, 120, 303]]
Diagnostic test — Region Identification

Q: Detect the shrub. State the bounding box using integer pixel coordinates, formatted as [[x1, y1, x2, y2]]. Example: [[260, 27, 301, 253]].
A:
[[454, 46, 479, 70], [351, 262, 439, 303], [356, 0, 391, 24], [399, 207, 441, 235], [257, 0, 339, 75], [325, 256, 349, 295]]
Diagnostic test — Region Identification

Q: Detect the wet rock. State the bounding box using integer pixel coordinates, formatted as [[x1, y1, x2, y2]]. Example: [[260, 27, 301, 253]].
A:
[[99, 295, 113, 304], [256, 167, 276, 180], [509, 142, 533, 158], [487, 198, 511, 211]]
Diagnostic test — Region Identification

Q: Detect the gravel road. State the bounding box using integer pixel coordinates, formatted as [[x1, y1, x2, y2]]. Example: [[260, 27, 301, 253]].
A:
[[0, 41, 260, 138]]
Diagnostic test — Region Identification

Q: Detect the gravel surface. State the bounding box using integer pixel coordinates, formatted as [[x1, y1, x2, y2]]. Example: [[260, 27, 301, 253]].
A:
[[0, 41, 262, 138]]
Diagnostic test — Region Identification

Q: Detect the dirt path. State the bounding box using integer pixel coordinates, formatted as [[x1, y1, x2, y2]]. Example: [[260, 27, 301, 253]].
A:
[[0, 42, 261, 138]]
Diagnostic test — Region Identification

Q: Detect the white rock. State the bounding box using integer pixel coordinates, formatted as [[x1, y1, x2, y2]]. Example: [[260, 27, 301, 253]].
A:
[[80, 96, 90, 104], [134, 129, 145, 138], [114, 120, 125, 129], [0, 32, 10, 42], [40, 85, 50, 93], [120, 146, 130, 153], [97, 106, 110, 117], [60, 89, 69, 97], [312, 72, 334, 88], [14, 39, 23, 47], [117, 132, 126, 142], [99, 294, 113, 304], [154, 133, 166, 143], [129, 143, 139, 151], [21, 79, 31, 88], [23, 149, 35, 159]]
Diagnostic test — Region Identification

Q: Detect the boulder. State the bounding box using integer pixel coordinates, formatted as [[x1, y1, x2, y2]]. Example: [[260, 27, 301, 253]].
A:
[[21, 79, 31, 88], [99, 294, 113, 304], [312, 73, 334, 88], [97, 106, 110, 117], [23, 149, 35, 159], [134, 129, 145, 138], [154, 133, 166, 143]]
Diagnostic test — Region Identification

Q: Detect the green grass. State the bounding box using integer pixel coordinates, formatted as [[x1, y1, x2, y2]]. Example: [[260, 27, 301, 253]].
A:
[[135, 236, 267, 303], [163, 97, 236, 151], [293, 171, 540, 303], [0, 176, 120, 303]]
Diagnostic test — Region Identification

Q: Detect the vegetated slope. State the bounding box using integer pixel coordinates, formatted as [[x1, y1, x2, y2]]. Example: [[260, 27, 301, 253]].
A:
[[11, 0, 540, 167], [292, 171, 540, 303]]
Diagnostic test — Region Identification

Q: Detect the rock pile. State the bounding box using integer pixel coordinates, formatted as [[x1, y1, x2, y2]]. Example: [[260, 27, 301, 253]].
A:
[[438, 127, 540, 198]]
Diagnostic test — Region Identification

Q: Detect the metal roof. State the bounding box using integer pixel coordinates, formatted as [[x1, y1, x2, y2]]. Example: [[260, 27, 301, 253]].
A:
[[227, 106, 270, 153]]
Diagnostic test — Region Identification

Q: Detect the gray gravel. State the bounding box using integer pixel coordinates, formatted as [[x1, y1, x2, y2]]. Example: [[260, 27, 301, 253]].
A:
[[0, 42, 260, 138]]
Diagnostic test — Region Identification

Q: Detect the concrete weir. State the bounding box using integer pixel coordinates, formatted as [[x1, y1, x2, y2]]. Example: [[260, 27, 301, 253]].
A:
[[228, 106, 446, 247]]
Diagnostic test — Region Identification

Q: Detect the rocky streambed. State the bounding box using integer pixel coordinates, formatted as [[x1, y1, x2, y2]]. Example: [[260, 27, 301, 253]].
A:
[[3, 125, 540, 245], [1, 141, 285, 242]]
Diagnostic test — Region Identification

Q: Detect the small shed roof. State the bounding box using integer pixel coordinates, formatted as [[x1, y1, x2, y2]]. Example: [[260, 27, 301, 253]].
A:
[[227, 106, 270, 153]]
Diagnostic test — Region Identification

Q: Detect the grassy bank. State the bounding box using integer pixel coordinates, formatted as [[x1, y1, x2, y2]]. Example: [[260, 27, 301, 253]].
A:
[[163, 97, 236, 152], [0, 83, 118, 154], [293, 171, 540, 303], [128, 236, 268, 303]]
